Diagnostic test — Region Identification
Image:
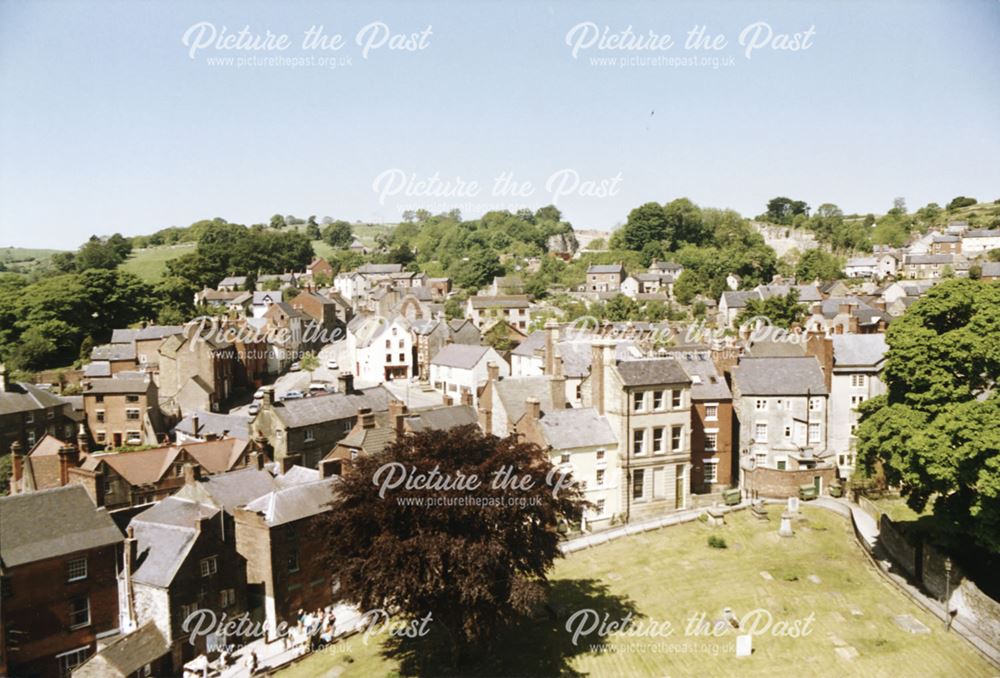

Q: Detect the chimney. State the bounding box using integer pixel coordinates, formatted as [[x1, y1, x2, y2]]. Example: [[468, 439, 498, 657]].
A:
[[183, 463, 201, 486], [805, 333, 834, 392], [76, 424, 89, 457], [590, 340, 614, 415], [525, 397, 541, 421], [123, 526, 138, 632], [10, 440, 23, 493], [460, 390, 473, 407], [191, 413, 200, 438], [358, 407, 376, 429], [478, 406, 493, 435], [487, 362, 499, 383], [544, 319, 559, 375], [252, 431, 271, 461], [261, 386, 275, 409], [338, 373, 355, 395], [443, 394, 453, 406], [848, 315, 860, 334], [320, 459, 343, 478], [280, 453, 302, 473], [388, 399, 408, 435], [550, 354, 566, 410], [58, 444, 79, 486]]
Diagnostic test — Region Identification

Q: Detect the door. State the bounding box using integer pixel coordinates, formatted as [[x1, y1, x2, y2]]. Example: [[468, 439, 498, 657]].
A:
[[113, 432, 122, 447], [813, 475, 822, 494], [652, 467, 665, 499], [675, 465, 685, 509]]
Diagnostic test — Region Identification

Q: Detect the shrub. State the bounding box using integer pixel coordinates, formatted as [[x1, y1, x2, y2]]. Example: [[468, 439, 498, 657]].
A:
[[707, 535, 727, 549]]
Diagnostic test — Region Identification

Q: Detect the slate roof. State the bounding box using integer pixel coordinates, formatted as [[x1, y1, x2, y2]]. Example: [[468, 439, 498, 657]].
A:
[[677, 355, 731, 400], [135, 325, 184, 342], [431, 343, 490, 369], [0, 381, 68, 415], [905, 254, 954, 265], [242, 478, 338, 526], [846, 257, 877, 267], [130, 516, 200, 588], [832, 334, 888, 369], [74, 621, 170, 678], [218, 275, 248, 287], [721, 291, 757, 308], [511, 330, 545, 357], [536, 408, 616, 449], [91, 343, 136, 362], [493, 377, 555, 423], [83, 377, 150, 395], [0, 485, 122, 567], [173, 410, 250, 440], [357, 263, 403, 274], [615, 358, 690, 387], [253, 290, 283, 306], [270, 385, 392, 428], [731, 356, 828, 396], [111, 328, 138, 344], [964, 229, 1000, 238], [83, 361, 112, 378], [468, 295, 530, 309], [404, 404, 478, 432], [335, 425, 396, 456], [586, 264, 625, 274]]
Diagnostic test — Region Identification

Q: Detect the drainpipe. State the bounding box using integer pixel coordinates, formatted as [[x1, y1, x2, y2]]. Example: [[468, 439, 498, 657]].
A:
[[625, 386, 631, 524]]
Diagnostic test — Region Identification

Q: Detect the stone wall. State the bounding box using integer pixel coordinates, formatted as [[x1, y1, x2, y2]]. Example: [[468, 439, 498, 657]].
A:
[[877, 514, 919, 578], [957, 580, 1000, 652], [744, 465, 837, 499]]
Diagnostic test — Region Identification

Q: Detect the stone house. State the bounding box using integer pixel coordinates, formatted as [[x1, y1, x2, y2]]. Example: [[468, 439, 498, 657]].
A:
[[465, 296, 532, 331], [827, 334, 887, 478], [0, 485, 123, 678], [585, 264, 625, 292], [0, 368, 76, 453], [158, 324, 240, 416], [429, 343, 509, 408], [82, 375, 164, 449]]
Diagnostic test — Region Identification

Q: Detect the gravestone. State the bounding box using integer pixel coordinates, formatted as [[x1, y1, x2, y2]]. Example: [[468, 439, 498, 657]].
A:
[[735, 634, 753, 657], [893, 614, 930, 634], [787, 496, 800, 514], [779, 511, 795, 537]]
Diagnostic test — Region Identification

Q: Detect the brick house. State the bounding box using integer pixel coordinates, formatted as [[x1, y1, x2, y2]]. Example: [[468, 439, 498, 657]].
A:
[[82, 375, 164, 449], [676, 352, 735, 494], [0, 367, 76, 454], [0, 485, 124, 678], [291, 290, 349, 347]]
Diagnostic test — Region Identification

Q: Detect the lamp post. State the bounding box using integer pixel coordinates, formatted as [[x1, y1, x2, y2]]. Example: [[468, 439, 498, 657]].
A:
[[944, 558, 953, 631]]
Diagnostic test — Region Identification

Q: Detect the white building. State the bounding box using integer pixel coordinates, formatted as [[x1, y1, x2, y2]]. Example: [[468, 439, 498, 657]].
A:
[[345, 314, 413, 383], [961, 229, 1000, 255], [429, 344, 509, 408], [844, 257, 877, 279], [829, 335, 887, 478]]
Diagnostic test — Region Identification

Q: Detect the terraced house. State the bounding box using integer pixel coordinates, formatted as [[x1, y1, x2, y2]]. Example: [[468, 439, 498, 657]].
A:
[[0, 364, 76, 454]]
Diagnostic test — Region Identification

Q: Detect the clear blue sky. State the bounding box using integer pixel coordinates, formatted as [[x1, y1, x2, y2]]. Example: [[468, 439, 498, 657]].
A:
[[1, 0, 998, 248]]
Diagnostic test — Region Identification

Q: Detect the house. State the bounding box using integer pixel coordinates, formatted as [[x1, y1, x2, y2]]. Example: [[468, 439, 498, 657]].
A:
[[173, 410, 250, 443], [676, 352, 735, 494], [515, 404, 619, 529], [292, 290, 349, 346], [0, 485, 124, 678], [345, 314, 413, 383], [718, 284, 823, 328], [827, 334, 887, 477], [980, 261, 1000, 281], [802, 298, 889, 336], [306, 257, 335, 281], [411, 319, 452, 383], [844, 257, 877, 279], [194, 288, 242, 308], [217, 275, 248, 292], [620, 274, 640, 298], [717, 291, 758, 327], [90, 343, 139, 375], [876, 252, 899, 279], [930, 234, 962, 255], [478, 372, 559, 438], [257, 272, 299, 289], [251, 290, 283, 319], [902, 253, 957, 279], [585, 264, 626, 292], [7, 431, 89, 495], [348, 239, 368, 254], [0, 367, 76, 453], [466, 295, 532, 331], [124, 474, 249, 671], [82, 375, 164, 449], [583, 347, 694, 520], [158, 324, 241, 416], [76, 437, 254, 509], [961, 228, 1000, 255], [730, 356, 836, 497], [509, 323, 594, 406], [73, 621, 171, 678], [429, 344, 509, 408], [251, 378, 392, 468]]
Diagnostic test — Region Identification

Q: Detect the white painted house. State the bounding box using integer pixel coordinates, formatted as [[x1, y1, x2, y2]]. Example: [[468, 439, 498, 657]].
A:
[[829, 334, 887, 478], [346, 314, 413, 384], [429, 343, 509, 408]]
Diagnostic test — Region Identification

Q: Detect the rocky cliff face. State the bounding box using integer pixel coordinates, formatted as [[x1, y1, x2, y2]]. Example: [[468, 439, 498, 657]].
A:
[[547, 231, 579, 255]]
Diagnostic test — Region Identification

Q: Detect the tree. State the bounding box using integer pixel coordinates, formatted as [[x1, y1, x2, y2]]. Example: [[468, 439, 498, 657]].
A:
[[270, 214, 286, 229], [319, 425, 587, 663], [795, 248, 843, 282], [664, 197, 708, 246], [299, 351, 319, 381], [306, 216, 321, 240], [322, 221, 354, 249], [947, 196, 977, 211], [617, 202, 670, 251], [856, 279, 1000, 553], [765, 197, 809, 225], [483, 321, 517, 352], [453, 250, 502, 290], [736, 289, 806, 329]]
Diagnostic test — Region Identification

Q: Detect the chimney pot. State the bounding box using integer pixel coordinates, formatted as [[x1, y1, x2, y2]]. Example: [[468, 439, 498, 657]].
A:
[[526, 397, 541, 421], [183, 463, 201, 486]]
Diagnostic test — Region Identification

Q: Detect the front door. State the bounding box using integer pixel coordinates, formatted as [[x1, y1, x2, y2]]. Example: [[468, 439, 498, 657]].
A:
[[113, 432, 122, 447], [813, 475, 822, 494]]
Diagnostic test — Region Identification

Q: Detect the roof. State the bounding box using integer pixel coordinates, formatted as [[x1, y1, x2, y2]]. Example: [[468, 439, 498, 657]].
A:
[[74, 621, 170, 678], [731, 356, 828, 396], [677, 355, 732, 400], [336, 425, 396, 455], [91, 343, 136, 362], [357, 263, 404, 274], [431, 343, 490, 369], [650, 260, 683, 271], [0, 381, 68, 415], [615, 358, 691, 387], [174, 410, 250, 439], [271, 385, 393, 428], [536, 407, 616, 449], [404, 405, 478, 432], [111, 328, 138, 343], [253, 290, 283, 305], [846, 257, 877, 267], [83, 377, 150, 395], [964, 229, 1000, 238], [468, 295, 530, 309], [242, 479, 338, 526], [721, 291, 757, 308], [135, 325, 184, 342], [587, 264, 625, 274], [130, 515, 200, 587], [83, 361, 112, 378], [218, 275, 248, 286], [745, 336, 807, 358], [0, 485, 122, 567], [493, 377, 555, 423], [932, 234, 960, 243], [832, 334, 888, 368], [905, 254, 954, 265]]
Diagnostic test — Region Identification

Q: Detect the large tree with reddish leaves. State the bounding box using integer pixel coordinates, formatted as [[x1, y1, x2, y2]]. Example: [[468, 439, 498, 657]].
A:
[[318, 424, 587, 662]]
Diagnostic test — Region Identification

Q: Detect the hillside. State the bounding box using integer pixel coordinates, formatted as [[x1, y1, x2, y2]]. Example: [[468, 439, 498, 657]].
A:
[[0, 246, 66, 273]]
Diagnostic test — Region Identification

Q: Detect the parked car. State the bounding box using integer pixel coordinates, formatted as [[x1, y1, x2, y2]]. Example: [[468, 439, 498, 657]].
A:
[[326, 359, 339, 370], [289, 362, 301, 372], [309, 382, 328, 392], [281, 390, 305, 400], [248, 403, 260, 416], [253, 389, 265, 401], [322, 383, 338, 393]]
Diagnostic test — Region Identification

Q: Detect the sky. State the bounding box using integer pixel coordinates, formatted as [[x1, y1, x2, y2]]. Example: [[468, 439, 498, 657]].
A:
[[0, 0, 998, 249]]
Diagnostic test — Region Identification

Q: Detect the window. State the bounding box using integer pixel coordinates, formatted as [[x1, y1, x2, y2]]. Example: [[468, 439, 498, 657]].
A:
[[200, 556, 218, 577], [26, 431, 35, 447], [560, 453, 571, 464], [126, 408, 140, 421], [671, 425, 683, 451], [809, 398, 823, 411], [755, 452, 768, 466], [705, 403, 718, 420], [632, 392, 645, 412], [703, 459, 719, 483], [784, 425, 792, 439], [126, 431, 142, 445], [69, 597, 90, 629], [95, 430, 106, 443], [96, 410, 106, 423], [181, 603, 196, 620], [220, 589, 236, 608], [652, 390, 664, 410], [385, 340, 391, 349], [632, 429, 645, 456], [95, 395, 104, 403], [851, 374, 867, 388], [808, 423, 821, 443], [632, 469, 645, 500], [47, 409, 55, 420], [755, 399, 767, 411], [671, 390, 682, 408], [126, 394, 139, 403], [754, 423, 768, 441], [596, 469, 605, 485], [385, 354, 392, 363], [705, 431, 718, 452], [595, 449, 605, 461], [288, 551, 300, 573], [25, 411, 35, 424], [777, 460, 787, 471], [595, 499, 606, 515], [652, 427, 665, 454], [57, 646, 91, 676], [399, 340, 405, 348], [398, 353, 405, 362], [851, 395, 866, 407], [67, 557, 87, 582], [304, 429, 315, 442]]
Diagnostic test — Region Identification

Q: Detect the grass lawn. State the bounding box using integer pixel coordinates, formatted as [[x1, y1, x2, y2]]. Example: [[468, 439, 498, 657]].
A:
[[119, 242, 196, 281], [279, 507, 995, 678]]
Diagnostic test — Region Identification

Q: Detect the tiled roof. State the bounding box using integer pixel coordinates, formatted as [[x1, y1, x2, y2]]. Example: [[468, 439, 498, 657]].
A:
[[404, 405, 479, 432], [536, 407, 616, 449], [615, 358, 690, 387], [677, 355, 731, 400], [0, 381, 68, 415], [0, 485, 122, 567], [431, 343, 490, 369], [271, 385, 392, 428], [587, 264, 625, 274], [832, 334, 888, 368], [731, 356, 828, 396]]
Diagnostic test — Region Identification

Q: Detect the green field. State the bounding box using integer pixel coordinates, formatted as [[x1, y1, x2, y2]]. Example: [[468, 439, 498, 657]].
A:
[[279, 507, 995, 678], [0, 246, 66, 272], [119, 242, 197, 281]]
